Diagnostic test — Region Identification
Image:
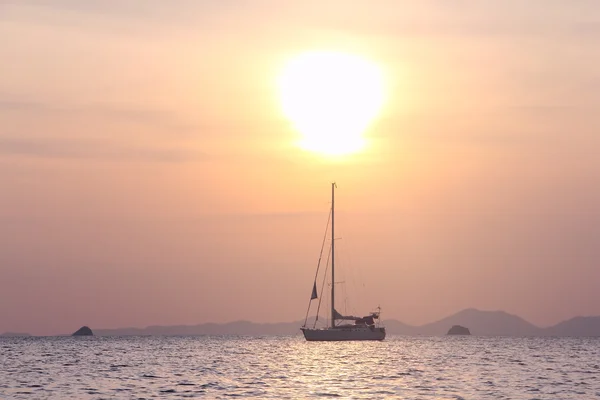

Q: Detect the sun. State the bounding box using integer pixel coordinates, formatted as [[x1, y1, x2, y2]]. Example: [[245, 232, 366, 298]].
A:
[[278, 51, 385, 156]]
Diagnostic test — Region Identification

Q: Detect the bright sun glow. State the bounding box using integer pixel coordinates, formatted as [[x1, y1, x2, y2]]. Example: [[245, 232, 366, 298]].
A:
[[278, 51, 385, 156]]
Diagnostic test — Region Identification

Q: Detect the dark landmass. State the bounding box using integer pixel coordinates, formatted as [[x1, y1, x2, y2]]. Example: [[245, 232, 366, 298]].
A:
[[72, 326, 94, 336], [95, 320, 302, 337], [447, 325, 471, 335], [415, 308, 542, 336], [0, 332, 31, 337], [542, 316, 600, 337], [89, 309, 600, 337]]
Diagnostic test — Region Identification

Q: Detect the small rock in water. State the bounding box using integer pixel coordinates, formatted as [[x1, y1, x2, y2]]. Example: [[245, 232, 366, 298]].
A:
[[72, 326, 94, 336], [447, 325, 470, 335]]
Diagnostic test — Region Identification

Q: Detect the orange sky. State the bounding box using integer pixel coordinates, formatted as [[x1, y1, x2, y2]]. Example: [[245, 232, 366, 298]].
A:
[[1, 1, 600, 335]]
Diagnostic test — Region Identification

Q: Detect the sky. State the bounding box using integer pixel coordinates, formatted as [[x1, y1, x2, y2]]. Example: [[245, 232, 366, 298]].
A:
[[1, 0, 600, 335]]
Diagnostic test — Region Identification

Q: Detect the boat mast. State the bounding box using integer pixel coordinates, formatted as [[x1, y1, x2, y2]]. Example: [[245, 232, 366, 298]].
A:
[[331, 182, 336, 328]]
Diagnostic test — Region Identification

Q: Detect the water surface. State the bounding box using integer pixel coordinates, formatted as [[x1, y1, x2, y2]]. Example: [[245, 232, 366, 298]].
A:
[[1, 335, 599, 399]]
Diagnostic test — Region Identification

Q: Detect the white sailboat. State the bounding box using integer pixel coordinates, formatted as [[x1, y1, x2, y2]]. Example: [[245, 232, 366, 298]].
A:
[[301, 183, 386, 341]]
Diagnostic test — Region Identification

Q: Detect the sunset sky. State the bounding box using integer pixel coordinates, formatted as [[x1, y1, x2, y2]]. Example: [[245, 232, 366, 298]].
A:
[[2, 1, 600, 335]]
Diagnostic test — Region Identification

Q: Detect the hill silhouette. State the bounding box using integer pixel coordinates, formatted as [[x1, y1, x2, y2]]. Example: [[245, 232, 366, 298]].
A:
[[86, 309, 600, 337], [95, 320, 306, 337], [415, 308, 542, 336], [542, 316, 600, 337]]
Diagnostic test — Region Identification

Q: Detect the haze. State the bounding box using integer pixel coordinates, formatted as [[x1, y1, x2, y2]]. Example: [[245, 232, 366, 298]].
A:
[[2, 1, 600, 335]]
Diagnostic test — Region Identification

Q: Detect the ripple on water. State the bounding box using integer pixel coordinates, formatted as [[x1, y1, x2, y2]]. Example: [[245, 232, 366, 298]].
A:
[[1, 336, 600, 399]]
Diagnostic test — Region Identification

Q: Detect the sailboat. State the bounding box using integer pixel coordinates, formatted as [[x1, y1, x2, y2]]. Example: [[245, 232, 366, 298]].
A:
[[301, 183, 386, 341]]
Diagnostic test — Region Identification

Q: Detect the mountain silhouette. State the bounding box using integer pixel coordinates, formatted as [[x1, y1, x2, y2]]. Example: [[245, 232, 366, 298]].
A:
[[84, 309, 600, 337], [414, 308, 542, 336], [0, 309, 588, 337], [542, 316, 600, 337], [95, 320, 305, 337]]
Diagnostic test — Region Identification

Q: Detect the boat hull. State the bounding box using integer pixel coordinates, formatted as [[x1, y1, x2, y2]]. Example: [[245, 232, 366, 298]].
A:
[[301, 326, 386, 341]]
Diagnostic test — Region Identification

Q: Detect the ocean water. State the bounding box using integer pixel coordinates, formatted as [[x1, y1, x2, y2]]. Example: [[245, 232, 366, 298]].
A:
[[1, 335, 599, 399]]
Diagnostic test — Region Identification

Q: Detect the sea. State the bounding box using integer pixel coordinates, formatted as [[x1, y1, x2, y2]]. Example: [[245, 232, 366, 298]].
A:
[[1, 335, 599, 399]]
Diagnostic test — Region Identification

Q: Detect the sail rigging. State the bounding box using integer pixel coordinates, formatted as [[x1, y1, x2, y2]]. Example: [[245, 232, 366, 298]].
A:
[[302, 208, 331, 327], [313, 240, 331, 328]]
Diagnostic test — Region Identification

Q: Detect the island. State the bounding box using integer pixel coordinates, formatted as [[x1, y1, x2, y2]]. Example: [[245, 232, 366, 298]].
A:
[[447, 325, 471, 335], [72, 326, 94, 336]]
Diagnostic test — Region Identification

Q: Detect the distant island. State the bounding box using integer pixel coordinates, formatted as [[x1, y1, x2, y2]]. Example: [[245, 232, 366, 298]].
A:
[[72, 326, 94, 336], [5, 309, 600, 337], [447, 325, 471, 335]]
